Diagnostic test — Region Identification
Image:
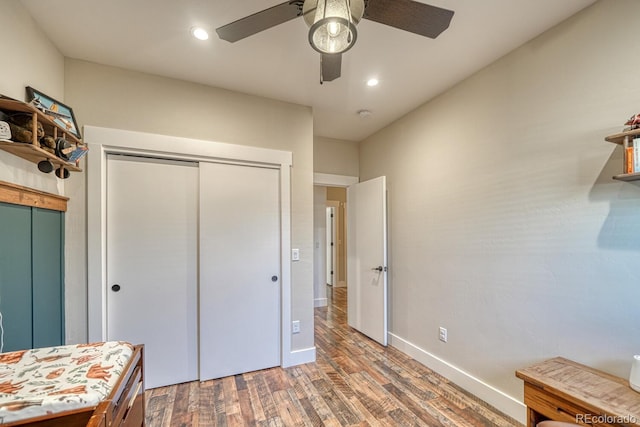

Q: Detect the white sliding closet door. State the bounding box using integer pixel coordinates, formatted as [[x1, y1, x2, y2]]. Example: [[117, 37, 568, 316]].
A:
[[106, 155, 199, 389], [199, 162, 281, 380]]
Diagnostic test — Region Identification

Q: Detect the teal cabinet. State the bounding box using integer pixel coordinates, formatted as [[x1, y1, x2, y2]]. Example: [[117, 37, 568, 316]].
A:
[[32, 207, 65, 348], [0, 201, 65, 352], [0, 203, 33, 351]]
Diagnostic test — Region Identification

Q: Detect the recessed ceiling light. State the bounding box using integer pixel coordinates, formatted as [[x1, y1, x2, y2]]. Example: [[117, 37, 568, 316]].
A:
[[366, 78, 379, 87], [191, 27, 209, 41]]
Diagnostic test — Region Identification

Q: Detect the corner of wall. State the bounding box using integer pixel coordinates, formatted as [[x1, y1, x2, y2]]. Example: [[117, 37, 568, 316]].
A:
[[389, 333, 526, 424]]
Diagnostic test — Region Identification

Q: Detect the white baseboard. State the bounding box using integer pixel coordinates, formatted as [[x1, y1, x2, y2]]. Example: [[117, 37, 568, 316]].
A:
[[388, 332, 526, 424], [314, 297, 328, 307], [283, 346, 316, 368]]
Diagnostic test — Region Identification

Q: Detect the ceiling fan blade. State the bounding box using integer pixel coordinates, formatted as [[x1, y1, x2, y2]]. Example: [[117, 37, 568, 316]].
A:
[[321, 54, 342, 82], [363, 0, 454, 39], [216, 1, 303, 43]]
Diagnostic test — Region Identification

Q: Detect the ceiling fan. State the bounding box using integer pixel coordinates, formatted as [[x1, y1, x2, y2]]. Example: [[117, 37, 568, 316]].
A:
[[216, 0, 454, 83]]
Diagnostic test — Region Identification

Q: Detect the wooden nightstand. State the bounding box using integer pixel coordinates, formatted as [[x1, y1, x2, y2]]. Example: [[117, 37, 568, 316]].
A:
[[516, 357, 640, 427]]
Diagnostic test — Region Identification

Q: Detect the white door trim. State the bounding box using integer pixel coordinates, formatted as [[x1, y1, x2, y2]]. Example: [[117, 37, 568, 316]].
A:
[[313, 173, 358, 187], [85, 125, 295, 367]]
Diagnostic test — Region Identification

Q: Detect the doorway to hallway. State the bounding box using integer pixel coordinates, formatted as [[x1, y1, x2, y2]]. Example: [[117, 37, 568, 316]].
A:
[[326, 187, 347, 288]]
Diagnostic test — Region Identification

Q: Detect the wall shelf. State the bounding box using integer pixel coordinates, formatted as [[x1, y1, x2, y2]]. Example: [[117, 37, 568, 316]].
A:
[[0, 97, 83, 176], [612, 172, 640, 182], [605, 128, 640, 145], [605, 128, 640, 182], [0, 141, 81, 172]]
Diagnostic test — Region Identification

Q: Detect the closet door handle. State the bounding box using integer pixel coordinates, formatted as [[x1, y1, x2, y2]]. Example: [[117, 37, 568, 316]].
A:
[[271, 276, 278, 282], [111, 284, 121, 292]]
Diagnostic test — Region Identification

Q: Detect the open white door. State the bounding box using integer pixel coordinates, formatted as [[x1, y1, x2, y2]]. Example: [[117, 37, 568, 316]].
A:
[[347, 176, 388, 346]]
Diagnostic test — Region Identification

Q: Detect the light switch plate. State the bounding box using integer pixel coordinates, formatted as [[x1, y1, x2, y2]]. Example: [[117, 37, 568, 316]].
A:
[[292, 248, 300, 261]]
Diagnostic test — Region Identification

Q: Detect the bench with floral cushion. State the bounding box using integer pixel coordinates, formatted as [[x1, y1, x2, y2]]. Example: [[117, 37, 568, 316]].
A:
[[0, 341, 144, 427]]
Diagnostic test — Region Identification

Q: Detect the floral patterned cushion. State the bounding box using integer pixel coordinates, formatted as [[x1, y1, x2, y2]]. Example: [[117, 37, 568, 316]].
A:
[[0, 341, 133, 423]]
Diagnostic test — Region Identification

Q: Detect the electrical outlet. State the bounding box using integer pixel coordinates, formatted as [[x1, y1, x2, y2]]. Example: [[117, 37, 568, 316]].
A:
[[292, 320, 301, 334], [439, 327, 448, 343]]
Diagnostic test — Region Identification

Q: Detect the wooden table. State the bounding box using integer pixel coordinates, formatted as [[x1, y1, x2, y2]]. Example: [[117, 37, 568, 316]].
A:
[[516, 357, 640, 427]]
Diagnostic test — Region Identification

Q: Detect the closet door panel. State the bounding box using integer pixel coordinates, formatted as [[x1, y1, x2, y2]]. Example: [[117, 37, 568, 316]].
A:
[[32, 208, 65, 348], [0, 203, 33, 351], [107, 155, 199, 389], [199, 162, 281, 380]]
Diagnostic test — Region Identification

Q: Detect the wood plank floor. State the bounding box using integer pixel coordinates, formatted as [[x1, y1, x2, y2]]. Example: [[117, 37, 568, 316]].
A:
[[145, 287, 523, 426]]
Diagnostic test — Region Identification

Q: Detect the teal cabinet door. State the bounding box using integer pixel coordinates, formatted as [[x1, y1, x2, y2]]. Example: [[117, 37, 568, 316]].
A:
[[0, 202, 33, 351], [0, 202, 65, 352], [32, 208, 64, 348]]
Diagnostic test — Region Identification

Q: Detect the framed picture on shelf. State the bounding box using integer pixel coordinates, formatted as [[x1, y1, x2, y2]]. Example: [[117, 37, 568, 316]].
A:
[[25, 86, 81, 138]]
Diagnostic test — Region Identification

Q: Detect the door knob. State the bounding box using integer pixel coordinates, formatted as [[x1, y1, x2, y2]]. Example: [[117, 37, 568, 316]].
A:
[[271, 275, 278, 282], [111, 284, 121, 292], [372, 266, 384, 272]]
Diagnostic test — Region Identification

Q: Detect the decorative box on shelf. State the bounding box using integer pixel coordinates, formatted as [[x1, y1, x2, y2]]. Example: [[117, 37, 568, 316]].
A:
[[0, 95, 85, 178]]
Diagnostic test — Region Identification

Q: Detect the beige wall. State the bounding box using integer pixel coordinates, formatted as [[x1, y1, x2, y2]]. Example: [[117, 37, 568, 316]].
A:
[[359, 0, 640, 419], [0, 0, 65, 192], [0, 0, 64, 102], [64, 59, 315, 351], [0, 0, 82, 341], [326, 187, 346, 203], [314, 136, 359, 176]]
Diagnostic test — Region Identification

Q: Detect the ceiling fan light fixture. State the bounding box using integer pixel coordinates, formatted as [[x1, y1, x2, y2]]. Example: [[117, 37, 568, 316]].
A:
[[306, 0, 363, 54], [190, 26, 209, 41]]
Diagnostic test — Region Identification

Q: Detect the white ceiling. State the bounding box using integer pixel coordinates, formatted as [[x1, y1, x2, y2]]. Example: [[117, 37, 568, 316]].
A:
[[21, 0, 596, 142]]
